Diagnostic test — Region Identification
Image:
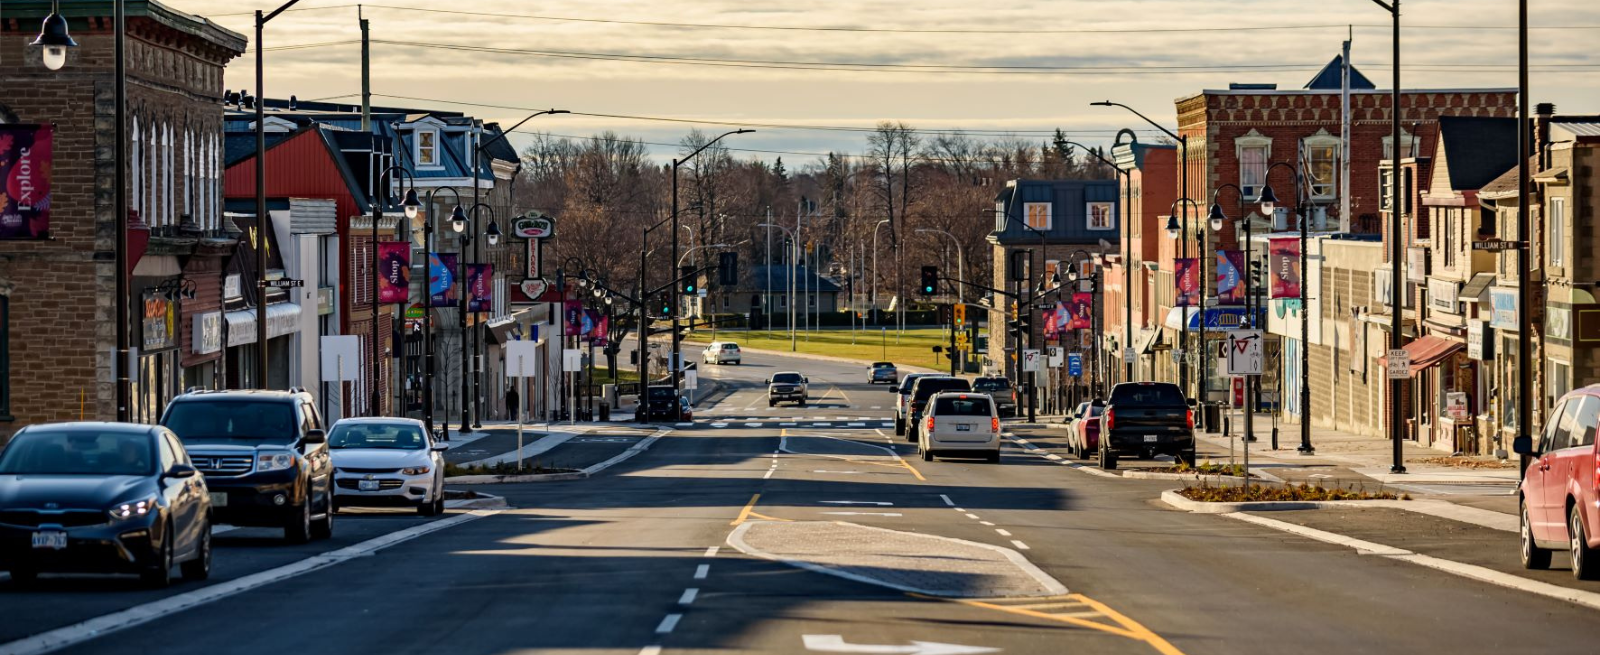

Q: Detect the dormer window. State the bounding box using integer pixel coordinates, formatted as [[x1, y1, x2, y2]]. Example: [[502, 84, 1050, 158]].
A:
[[416, 129, 438, 167]]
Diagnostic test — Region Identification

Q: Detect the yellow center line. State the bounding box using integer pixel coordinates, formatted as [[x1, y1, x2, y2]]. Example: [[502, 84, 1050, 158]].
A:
[[924, 593, 1188, 655], [953, 598, 1139, 640], [1069, 594, 1188, 655], [731, 494, 762, 526], [898, 458, 927, 481]]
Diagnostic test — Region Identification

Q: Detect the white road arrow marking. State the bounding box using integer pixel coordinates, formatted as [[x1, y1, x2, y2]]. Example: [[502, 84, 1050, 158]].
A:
[[819, 501, 894, 506], [802, 635, 999, 655]]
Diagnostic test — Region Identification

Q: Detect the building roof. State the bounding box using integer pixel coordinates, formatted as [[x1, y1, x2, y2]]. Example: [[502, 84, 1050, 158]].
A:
[[746, 266, 842, 293], [1434, 117, 1520, 192], [1111, 140, 1177, 171], [224, 124, 376, 213], [1552, 118, 1600, 140], [1478, 160, 1528, 200], [1303, 54, 1376, 90]]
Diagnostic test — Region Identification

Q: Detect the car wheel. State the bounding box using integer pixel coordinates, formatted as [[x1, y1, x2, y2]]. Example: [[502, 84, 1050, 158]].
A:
[[921, 444, 934, 461], [894, 418, 905, 436], [285, 495, 313, 544], [181, 519, 212, 581], [768, 400, 776, 407], [1099, 444, 1118, 470], [141, 528, 173, 588], [1571, 504, 1598, 580], [987, 450, 1001, 464], [1521, 500, 1552, 570], [1174, 448, 1197, 467], [312, 495, 334, 541]]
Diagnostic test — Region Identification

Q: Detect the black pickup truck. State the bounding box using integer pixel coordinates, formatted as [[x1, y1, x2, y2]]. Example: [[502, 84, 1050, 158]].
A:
[[1098, 382, 1195, 469]]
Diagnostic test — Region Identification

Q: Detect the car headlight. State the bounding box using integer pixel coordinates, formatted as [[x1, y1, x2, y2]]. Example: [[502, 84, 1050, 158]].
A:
[[109, 497, 158, 521], [257, 451, 297, 472], [401, 466, 431, 476]]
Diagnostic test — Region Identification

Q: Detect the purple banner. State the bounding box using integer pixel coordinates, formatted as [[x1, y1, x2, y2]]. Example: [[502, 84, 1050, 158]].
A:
[[1269, 238, 1302, 299], [1174, 258, 1200, 307], [1068, 292, 1094, 330], [377, 242, 411, 304], [466, 263, 493, 312], [1216, 250, 1246, 306], [0, 124, 52, 239], [1043, 302, 1066, 339], [428, 253, 457, 307]]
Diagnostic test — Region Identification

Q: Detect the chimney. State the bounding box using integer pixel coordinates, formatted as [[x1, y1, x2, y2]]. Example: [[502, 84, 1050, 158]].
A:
[[1536, 102, 1556, 169]]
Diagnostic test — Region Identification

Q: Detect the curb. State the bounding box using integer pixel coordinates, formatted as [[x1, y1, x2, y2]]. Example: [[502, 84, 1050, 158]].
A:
[[443, 427, 672, 485], [443, 491, 509, 510], [1157, 489, 1517, 532], [1121, 470, 1249, 482]]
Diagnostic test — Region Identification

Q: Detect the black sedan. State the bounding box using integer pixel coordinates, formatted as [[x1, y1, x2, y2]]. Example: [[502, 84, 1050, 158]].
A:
[[0, 422, 212, 587]]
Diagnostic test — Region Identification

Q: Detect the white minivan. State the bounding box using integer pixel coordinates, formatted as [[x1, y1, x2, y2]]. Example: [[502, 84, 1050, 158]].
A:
[[702, 342, 742, 365], [918, 392, 1001, 463]]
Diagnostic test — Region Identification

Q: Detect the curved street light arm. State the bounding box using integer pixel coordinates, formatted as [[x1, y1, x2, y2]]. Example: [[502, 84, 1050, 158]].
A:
[[1089, 101, 1181, 143]]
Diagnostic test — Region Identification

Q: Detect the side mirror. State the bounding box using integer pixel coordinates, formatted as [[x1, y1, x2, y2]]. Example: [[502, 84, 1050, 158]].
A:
[[765, 379, 772, 384], [303, 429, 327, 444], [1512, 436, 1536, 456], [166, 463, 199, 479], [430, 443, 449, 452]]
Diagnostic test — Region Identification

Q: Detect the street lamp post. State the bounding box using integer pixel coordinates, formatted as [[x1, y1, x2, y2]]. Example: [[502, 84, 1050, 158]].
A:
[[1209, 183, 1259, 450], [1059, 139, 1131, 386], [424, 188, 464, 438], [1258, 165, 1316, 455], [453, 203, 499, 434], [871, 219, 891, 326], [757, 223, 798, 351], [1064, 249, 1100, 400], [1166, 198, 1204, 409], [469, 109, 566, 428], [1093, 101, 1192, 399], [253, 0, 303, 389], [1370, 0, 1407, 474], [983, 206, 1046, 423], [370, 166, 420, 416], [638, 213, 675, 415], [672, 130, 753, 398]]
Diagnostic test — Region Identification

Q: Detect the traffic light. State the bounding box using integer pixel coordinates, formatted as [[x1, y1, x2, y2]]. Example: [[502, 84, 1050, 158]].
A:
[[718, 252, 738, 286], [1009, 300, 1019, 321], [659, 294, 671, 317], [920, 266, 938, 296], [1249, 260, 1265, 290], [938, 304, 953, 324], [680, 266, 696, 294], [954, 303, 966, 327]]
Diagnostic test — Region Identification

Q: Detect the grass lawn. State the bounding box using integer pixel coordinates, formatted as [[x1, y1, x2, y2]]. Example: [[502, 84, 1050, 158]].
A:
[[586, 367, 640, 386], [685, 327, 976, 371]]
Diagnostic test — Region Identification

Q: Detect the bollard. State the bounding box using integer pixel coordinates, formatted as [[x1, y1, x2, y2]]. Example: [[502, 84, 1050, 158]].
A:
[[1271, 426, 1279, 450], [600, 402, 611, 422]]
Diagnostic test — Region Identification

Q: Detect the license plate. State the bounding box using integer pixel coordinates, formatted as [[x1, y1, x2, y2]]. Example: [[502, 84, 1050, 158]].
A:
[[358, 480, 381, 491], [956, 424, 971, 432], [209, 492, 228, 507], [32, 530, 67, 550], [1144, 435, 1159, 443]]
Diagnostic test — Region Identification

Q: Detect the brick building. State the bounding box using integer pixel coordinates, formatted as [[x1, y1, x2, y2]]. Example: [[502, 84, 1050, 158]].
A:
[[1173, 56, 1516, 413], [0, 1, 244, 436], [1108, 139, 1178, 385]]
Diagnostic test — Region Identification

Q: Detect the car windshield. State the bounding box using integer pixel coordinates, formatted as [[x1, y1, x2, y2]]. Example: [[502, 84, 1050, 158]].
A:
[[0, 430, 154, 476], [934, 396, 992, 416], [872, 362, 895, 369], [773, 373, 804, 384], [648, 387, 676, 399], [163, 401, 298, 441], [915, 379, 971, 400], [720, 344, 739, 351], [973, 378, 1011, 391], [328, 423, 427, 450], [1109, 384, 1187, 406]]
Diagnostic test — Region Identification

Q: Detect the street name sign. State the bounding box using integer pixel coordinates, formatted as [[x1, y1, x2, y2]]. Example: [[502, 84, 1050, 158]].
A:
[[1472, 240, 1525, 252], [261, 278, 304, 288]]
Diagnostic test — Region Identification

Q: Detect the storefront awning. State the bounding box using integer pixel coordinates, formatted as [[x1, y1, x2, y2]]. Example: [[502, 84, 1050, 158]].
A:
[[1378, 335, 1465, 378], [224, 302, 302, 347], [1163, 306, 1267, 331], [1460, 273, 1496, 304], [485, 309, 537, 345], [1135, 327, 1163, 354]]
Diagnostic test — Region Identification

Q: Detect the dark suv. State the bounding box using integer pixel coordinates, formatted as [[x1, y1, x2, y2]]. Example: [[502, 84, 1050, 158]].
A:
[[160, 390, 334, 542], [1098, 382, 1195, 469], [905, 377, 973, 443], [972, 377, 1017, 418]]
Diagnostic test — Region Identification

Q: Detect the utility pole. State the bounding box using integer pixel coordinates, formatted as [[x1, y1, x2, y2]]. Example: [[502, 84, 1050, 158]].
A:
[[359, 12, 370, 133]]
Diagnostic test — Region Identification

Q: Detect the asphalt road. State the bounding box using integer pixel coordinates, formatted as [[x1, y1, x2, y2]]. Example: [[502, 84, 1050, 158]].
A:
[[2, 348, 1594, 655]]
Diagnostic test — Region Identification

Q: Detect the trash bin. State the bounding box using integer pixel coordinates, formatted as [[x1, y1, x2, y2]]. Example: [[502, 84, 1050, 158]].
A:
[[1203, 403, 1222, 434], [599, 402, 610, 422]]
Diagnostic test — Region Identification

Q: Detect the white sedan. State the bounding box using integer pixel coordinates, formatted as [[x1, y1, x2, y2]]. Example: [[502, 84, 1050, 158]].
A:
[[327, 418, 448, 516]]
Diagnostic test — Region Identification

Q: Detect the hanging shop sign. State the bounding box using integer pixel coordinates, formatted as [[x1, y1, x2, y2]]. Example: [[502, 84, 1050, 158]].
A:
[[141, 293, 178, 352], [512, 212, 555, 239], [193, 311, 223, 355]]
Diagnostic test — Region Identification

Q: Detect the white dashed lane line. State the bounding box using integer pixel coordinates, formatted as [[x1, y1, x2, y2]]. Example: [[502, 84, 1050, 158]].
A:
[[996, 529, 1013, 537], [1011, 540, 1031, 550], [678, 588, 699, 605], [655, 614, 682, 634], [704, 546, 720, 558], [694, 564, 711, 579]]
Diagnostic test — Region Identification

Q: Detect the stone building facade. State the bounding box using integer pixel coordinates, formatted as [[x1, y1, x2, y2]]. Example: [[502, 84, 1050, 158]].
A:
[[0, 1, 244, 436]]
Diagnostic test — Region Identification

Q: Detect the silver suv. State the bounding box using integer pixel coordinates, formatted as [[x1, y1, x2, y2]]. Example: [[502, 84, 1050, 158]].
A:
[[767, 371, 808, 407]]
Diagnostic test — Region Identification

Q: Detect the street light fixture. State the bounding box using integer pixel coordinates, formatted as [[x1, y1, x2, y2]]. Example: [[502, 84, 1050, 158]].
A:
[[671, 129, 753, 395], [1259, 162, 1316, 456], [369, 164, 417, 417], [31, 4, 76, 71], [485, 219, 502, 246]]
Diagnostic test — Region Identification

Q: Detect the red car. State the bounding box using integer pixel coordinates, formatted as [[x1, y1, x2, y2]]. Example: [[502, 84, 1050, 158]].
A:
[[1064, 401, 1103, 459], [1515, 385, 1599, 579]]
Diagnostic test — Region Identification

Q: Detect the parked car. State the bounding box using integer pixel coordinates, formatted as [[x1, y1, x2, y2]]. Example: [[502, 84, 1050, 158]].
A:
[[767, 372, 809, 407], [906, 376, 974, 443], [1097, 382, 1195, 469], [160, 389, 334, 543], [0, 422, 212, 587], [918, 392, 1002, 463], [679, 396, 694, 422], [972, 376, 1017, 418], [868, 362, 899, 385], [702, 342, 742, 365], [1065, 401, 1105, 459], [1514, 385, 1600, 579], [326, 418, 447, 516], [640, 385, 684, 421], [893, 373, 937, 435]]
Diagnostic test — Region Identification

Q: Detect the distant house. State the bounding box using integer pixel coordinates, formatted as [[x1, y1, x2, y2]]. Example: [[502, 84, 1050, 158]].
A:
[[697, 265, 841, 322]]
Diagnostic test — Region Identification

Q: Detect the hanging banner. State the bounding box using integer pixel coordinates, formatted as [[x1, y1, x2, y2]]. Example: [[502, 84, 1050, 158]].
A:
[[1042, 302, 1066, 339], [588, 310, 610, 346], [0, 124, 53, 240], [1174, 258, 1200, 307], [377, 242, 411, 304], [562, 300, 586, 336], [428, 253, 457, 307], [1216, 250, 1246, 306], [1068, 292, 1094, 330], [1269, 238, 1302, 299], [466, 263, 493, 313]]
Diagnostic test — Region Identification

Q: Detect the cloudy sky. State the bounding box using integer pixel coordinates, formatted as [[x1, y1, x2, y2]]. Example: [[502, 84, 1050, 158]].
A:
[[185, 0, 1600, 165]]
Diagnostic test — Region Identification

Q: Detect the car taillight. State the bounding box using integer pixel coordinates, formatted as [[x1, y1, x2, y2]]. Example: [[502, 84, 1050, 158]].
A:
[[1012, 389, 1018, 403], [1105, 408, 1115, 431], [991, 417, 1000, 432], [1186, 409, 1195, 429], [927, 417, 935, 432]]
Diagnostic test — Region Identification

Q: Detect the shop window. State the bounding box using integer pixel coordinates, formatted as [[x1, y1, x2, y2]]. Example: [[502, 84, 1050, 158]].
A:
[[1549, 197, 1566, 267]]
